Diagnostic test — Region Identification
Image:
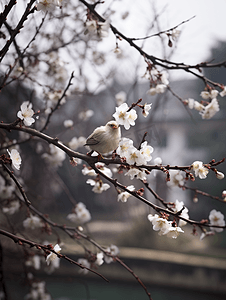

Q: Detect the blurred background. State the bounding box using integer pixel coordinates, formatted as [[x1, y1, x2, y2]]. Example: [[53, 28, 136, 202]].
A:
[[0, 1, 226, 299]]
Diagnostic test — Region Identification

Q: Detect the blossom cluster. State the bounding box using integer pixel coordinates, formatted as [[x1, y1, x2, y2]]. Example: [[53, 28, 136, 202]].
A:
[[146, 70, 169, 96], [113, 103, 137, 130], [67, 202, 91, 224], [192, 160, 224, 180], [83, 162, 112, 193], [201, 209, 225, 239], [148, 213, 184, 239], [192, 161, 209, 179], [36, 0, 62, 12], [117, 185, 135, 203], [171, 199, 189, 227], [167, 170, 185, 187], [117, 138, 153, 166], [185, 88, 224, 119], [85, 20, 109, 39]]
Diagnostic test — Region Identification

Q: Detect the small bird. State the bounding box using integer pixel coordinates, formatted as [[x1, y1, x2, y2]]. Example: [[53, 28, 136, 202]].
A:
[[85, 121, 121, 155]]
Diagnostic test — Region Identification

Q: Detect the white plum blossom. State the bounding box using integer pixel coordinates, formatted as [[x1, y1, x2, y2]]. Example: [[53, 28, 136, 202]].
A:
[[187, 98, 195, 109], [155, 84, 167, 94], [125, 146, 146, 166], [151, 215, 172, 236], [200, 91, 210, 99], [146, 87, 157, 96], [7, 149, 22, 170], [200, 90, 218, 100], [116, 138, 134, 157], [85, 20, 97, 34], [160, 71, 169, 85], [171, 199, 189, 227], [113, 103, 137, 130], [95, 252, 104, 266], [42, 144, 66, 168], [79, 110, 94, 121], [220, 86, 226, 97], [94, 162, 113, 178], [2, 200, 20, 215], [171, 29, 181, 40], [77, 258, 90, 275], [97, 21, 109, 38], [115, 91, 127, 106], [148, 214, 183, 238], [200, 98, 219, 119], [17, 101, 35, 126], [86, 179, 110, 193], [117, 185, 135, 202], [210, 90, 219, 98], [23, 215, 43, 230], [147, 84, 167, 95], [46, 244, 61, 265], [104, 245, 119, 264], [154, 157, 162, 165], [167, 170, 185, 187], [82, 165, 97, 176], [63, 119, 73, 128], [36, 0, 61, 12], [167, 226, 184, 239], [192, 161, 209, 179], [222, 190, 226, 200], [186, 99, 204, 112], [209, 209, 225, 233], [140, 141, 153, 163], [125, 168, 147, 181], [117, 138, 154, 166], [142, 103, 152, 117], [67, 202, 91, 224]]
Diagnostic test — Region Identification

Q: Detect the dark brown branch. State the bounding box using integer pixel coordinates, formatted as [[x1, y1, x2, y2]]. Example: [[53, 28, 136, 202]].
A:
[[79, 0, 226, 77], [0, 228, 108, 282], [115, 257, 153, 300], [181, 184, 226, 203], [89, 162, 226, 230], [0, 0, 37, 62], [0, 0, 17, 29], [1, 161, 31, 206], [130, 15, 195, 41]]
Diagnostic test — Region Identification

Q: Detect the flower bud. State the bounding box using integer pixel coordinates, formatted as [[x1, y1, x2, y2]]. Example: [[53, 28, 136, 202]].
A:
[[216, 171, 224, 180], [193, 197, 198, 203]]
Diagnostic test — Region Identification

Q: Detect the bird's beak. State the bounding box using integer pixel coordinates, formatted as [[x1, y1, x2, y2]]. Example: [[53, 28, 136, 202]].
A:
[[113, 124, 118, 129]]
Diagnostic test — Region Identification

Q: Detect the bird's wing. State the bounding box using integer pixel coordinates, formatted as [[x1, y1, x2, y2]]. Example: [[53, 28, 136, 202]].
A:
[[85, 127, 105, 146], [86, 135, 100, 146]]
